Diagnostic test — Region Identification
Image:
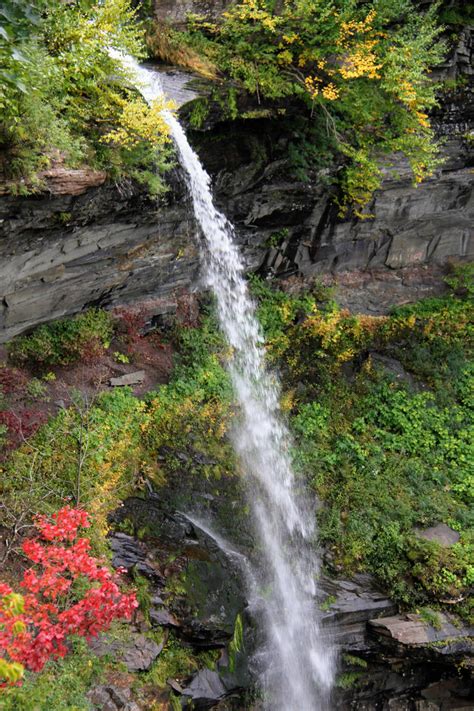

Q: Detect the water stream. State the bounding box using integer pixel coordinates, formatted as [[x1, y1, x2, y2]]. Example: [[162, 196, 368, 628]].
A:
[[115, 52, 335, 710]]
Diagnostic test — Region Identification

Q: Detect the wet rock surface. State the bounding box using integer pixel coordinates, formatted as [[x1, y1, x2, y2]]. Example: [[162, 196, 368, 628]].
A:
[[110, 505, 247, 648], [107, 492, 473, 710], [109, 496, 253, 708], [369, 613, 474, 657], [320, 574, 398, 651]]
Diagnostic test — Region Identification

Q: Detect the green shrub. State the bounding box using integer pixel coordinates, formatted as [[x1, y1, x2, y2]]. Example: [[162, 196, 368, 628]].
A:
[[8, 309, 114, 367], [1, 0, 172, 192], [0, 636, 105, 711], [179, 0, 445, 210], [247, 282, 473, 612], [0, 387, 147, 548]]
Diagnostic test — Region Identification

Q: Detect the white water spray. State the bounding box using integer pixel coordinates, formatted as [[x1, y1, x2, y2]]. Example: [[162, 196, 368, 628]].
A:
[[115, 52, 335, 710]]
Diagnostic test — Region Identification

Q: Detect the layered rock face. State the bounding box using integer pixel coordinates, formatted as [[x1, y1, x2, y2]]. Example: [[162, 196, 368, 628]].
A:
[[1, 31, 473, 341], [0, 173, 200, 342]]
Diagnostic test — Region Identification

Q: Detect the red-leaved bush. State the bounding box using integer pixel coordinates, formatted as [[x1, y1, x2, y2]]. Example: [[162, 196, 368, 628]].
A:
[[0, 409, 48, 453], [0, 507, 137, 683]]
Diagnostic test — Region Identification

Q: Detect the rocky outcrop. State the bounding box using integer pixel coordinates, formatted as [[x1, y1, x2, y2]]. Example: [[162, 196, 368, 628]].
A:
[[369, 613, 473, 656], [191, 88, 473, 282], [107, 494, 473, 711], [0, 166, 107, 198], [153, 0, 231, 28], [0, 177, 200, 342], [1, 53, 473, 341]]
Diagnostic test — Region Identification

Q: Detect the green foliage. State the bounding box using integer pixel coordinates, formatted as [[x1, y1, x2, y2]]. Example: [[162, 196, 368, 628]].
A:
[[25, 378, 48, 400], [138, 633, 203, 688], [180, 0, 445, 210], [2, 276, 472, 633], [336, 671, 362, 690], [8, 309, 114, 368], [0, 0, 172, 192], [142, 311, 235, 485], [189, 97, 211, 129], [0, 308, 235, 548], [132, 572, 152, 623], [342, 654, 368, 669], [0, 1, 51, 103], [444, 262, 474, 299], [419, 607, 443, 630], [249, 279, 473, 613], [319, 594, 336, 612], [266, 227, 289, 248], [0, 387, 148, 547], [0, 636, 106, 710]]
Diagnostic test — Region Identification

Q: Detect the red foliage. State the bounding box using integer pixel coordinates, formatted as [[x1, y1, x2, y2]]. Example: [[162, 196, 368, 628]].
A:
[[114, 307, 147, 346], [0, 409, 47, 452], [0, 367, 28, 397], [176, 292, 200, 329], [0, 507, 137, 681], [73, 336, 105, 365]]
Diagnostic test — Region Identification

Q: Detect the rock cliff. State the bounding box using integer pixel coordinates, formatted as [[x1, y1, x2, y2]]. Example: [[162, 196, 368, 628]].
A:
[[0, 30, 472, 342]]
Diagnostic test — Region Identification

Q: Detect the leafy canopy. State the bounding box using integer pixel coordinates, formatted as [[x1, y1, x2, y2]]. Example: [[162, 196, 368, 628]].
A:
[[0, 0, 172, 193], [180, 0, 445, 210]]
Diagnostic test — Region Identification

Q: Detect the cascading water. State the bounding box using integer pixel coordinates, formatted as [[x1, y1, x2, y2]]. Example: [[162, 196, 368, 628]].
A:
[[114, 51, 335, 710]]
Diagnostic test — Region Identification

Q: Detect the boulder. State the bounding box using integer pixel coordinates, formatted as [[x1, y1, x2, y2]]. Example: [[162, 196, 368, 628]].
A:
[[109, 371, 146, 387], [415, 523, 461, 547], [181, 668, 228, 706], [369, 612, 474, 657], [87, 685, 140, 711], [90, 631, 163, 672]]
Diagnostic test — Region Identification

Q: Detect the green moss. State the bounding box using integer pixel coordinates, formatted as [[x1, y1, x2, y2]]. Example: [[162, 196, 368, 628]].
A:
[[419, 607, 443, 630], [320, 595, 337, 612], [342, 654, 368, 669], [336, 671, 363, 690]]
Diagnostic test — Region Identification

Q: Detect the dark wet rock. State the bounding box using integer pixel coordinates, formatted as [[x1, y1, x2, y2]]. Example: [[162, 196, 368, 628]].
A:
[[111, 501, 247, 649], [109, 532, 164, 583], [368, 353, 418, 389], [87, 685, 140, 711], [181, 668, 228, 706], [415, 523, 461, 548], [90, 632, 163, 672], [320, 574, 398, 651], [174, 532, 246, 646]]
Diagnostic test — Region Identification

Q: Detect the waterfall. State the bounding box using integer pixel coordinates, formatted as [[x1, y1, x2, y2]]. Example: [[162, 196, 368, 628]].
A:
[[114, 52, 335, 710]]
